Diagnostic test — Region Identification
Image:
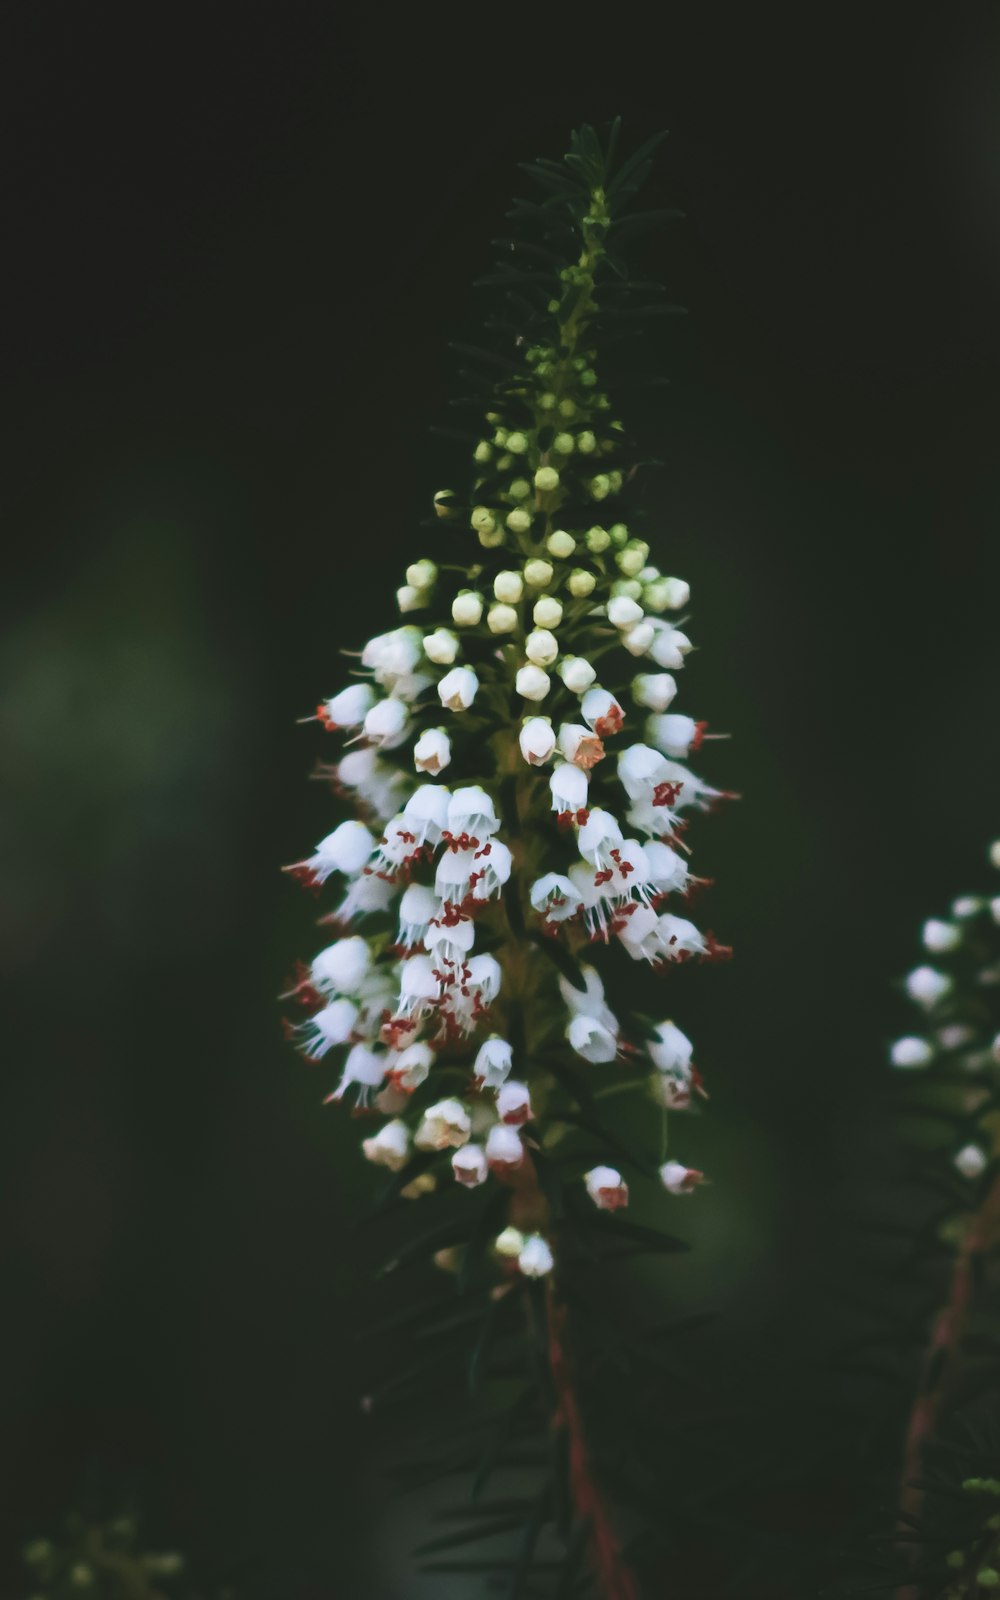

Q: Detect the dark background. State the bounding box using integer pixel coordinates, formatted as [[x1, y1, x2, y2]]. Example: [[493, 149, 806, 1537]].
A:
[[2, 5, 1000, 1596]]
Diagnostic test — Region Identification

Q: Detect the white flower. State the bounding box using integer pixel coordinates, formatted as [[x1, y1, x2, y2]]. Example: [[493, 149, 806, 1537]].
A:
[[530, 872, 583, 925], [651, 714, 707, 760], [615, 905, 665, 962], [557, 723, 605, 770], [435, 845, 479, 908], [369, 813, 423, 877], [608, 595, 644, 630], [517, 664, 551, 702], [400, 785, 449, 847], [395, 954, 442, 1018], [622, 621, 656, 657], [293, 998, 359, 1060], [559, 965, 619, 1034], [414, 727, 452, 774], [905, 966, 953, 1009], [660, 1160, 705, 1195], [438, 666, 479, 711], [955, 1143, 988, 1179], [317, 683, 375, 730], [363, 697, 410, 749], [335, 870, 396, 923], [585, 1166, 629, 1210], [922, 918, 961, 953], [362, 627, 424, 688], [327, 1042, 387, 1103], [452, 590, 484, 626], [474, 1035, 513, 1089], [578, 808, 624, 869], [518, 1235, 554, 1278], [649, 1021, 693, 1073], [415, 1098, 471, 1150], [567, 1012, 618, 1063], [452, 1144, 488, 1187], [953, 896, 986, 919], [532, 595, 563, 629], [363, 1120, 411, 1172], [520, 717, 556, 766], [486, 1123, 524, 1172], [618, 743, 671, 801], [643, 839, 690, 895], [549, 761, 589, 817], [441, 953, 501, 1035], [890, 1036, 934, 1069], [293, 819, 374, 886], [497, 1080, 532, 1125], [468, 838, 512, 902], [632, 673, 677, 712], [657, 912, 709, 962], [388, 1040, 434, 1090], [423, 628, 459, 665], [558, 656, 597, 693], [645, 576, 690, 611], [425, 917, 476, 969], [488, 603, 518, 634], [648, 625, 693, 670], [580, 687, 624, 736], [447, 785, 499, 842], [310, 937, 371, 996], [525, 629, 559, 666]]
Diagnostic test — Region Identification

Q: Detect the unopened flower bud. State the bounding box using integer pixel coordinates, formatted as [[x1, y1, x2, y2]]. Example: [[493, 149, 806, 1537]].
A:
[[433, 489, 458, 518], [520, 716, 556, 765], [632, 673, 677, 712], [650, 627, 693, 670], [535, 465, 560, 492], [438, 665, 479, 711], [525, 630, 558, 669], [397, 584, 422, 612], [506, 507, 532, 534], [616, 540, 650, 577], [890, 1036, 934, 1068], [585, 524, 610, 552], [495, 1225, 525, 1257], [488, 603, 518, 634], [516, 664, 551, 701], [406, 559, 437, 590], [558, 656, 597, 693], [990, 840, 1000, 870], [577, 429, 597, 453], [533, 595, 563, 628], [547, 530, 575, 558], [922, 918, 961, 953], [568, 568, 596, 597], [506, 431, 528, 454], [509, 477, 532, 501], [423, 627, 459, 665], [452, 590, 484, 626], [494, 569, 524, 603], [524, 558, 554, 588], [905, 966, 953, 1009], [608, 595, 644, 630], [553, 431, 575, 453], [473, 440, 493, 464], [471, 506, 497, 535]]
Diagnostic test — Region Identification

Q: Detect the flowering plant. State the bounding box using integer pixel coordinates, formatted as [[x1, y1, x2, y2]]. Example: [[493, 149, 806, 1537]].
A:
[[283, 122, 732, 1595]]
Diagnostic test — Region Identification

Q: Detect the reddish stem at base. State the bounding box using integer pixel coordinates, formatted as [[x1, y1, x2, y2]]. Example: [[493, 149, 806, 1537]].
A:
[[546, 1284, 639, 1600]]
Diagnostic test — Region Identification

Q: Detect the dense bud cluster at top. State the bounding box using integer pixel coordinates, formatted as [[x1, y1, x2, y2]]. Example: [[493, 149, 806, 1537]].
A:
[[283, 180, 731, 1280], [891, 840, 1000, 1180]]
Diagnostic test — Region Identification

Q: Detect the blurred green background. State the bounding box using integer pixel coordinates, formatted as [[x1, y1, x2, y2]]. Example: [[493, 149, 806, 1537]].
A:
[[2, 6, 1000, 1596]]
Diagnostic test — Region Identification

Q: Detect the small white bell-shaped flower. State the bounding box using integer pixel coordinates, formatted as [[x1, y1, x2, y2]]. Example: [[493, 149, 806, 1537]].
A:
[[557, 723, 605, 770], [530, 872, 583, 926], [474, 1035, 513, 1089], [631, 673, 677, 712], [317, 683, 376, 730], [520, 717, 556, 766], [549, 762, 589, 817], [558, 656, 597, 693], [486, 1123, 524, 1173], [415, 1098, 471, 1151], [452, 1144, 489, 1187], [890, 1036, 934, 1069], [659, 1160, 705, 1195], [518, 1235, 554, 1278], [585, 1166, 629, 1210], [955, 1143, 988, 1179], [905, 966, 953, 1009], [414, 727, 452, 774], [437, 666, 479, 711], [497, 1080, 532, 1126], [580, 686, 625, 736], [310, 937, 371, 996], [362, 1120, 411, 1172], [363, 697, 410, 750]]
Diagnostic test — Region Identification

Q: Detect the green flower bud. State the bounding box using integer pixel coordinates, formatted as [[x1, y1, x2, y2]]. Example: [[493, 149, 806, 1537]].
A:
[[471, 506, 496, 534], [568, 568, 596, 598], [977, 1570, 1000, 1589], [524, 558, 553, 588], [534, 466, 560, 493], [509, 477, 532, 501], [590, 476, 613, 503], [70, 1565, 95, 1589], [608, 522, 629, 547], [496, 453, 513, 471], [585, 525, 610, 553], [572, 356, 588, 373], [406, 559, 437, 590], [478, 524, 505, 548], [506, 507, 532, 534], [506, 431, 529, 454], [611, 577, 643, 601], [538, 392, 557, 410], [397, 584, 422, 613], [945, 1551, 965, 1570], [553, 432, 575, 454], [433, 489, 458, 518], [546, 530, 575, 559], [23, 1540, 54, 1568], [580, 368, 597, 387], [493, 427, 509, 446], [577, 431, 597, 454], [452, 590, 484, 627], [607, 469, 624, 492], [616, 541, 650, 577], [558, 398, 577, 419], [473, 440, 493, 464]]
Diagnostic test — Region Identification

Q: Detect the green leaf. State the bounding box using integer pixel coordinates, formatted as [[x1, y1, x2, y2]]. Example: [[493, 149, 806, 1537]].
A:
[[607, 130, 669, 199], [414, 1513, 527, 1558]]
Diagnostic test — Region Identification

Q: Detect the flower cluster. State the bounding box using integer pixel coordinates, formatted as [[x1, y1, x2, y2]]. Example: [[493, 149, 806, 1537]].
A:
[[890, 840, 1000, 1180], [283, 176, 731, 1280]]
